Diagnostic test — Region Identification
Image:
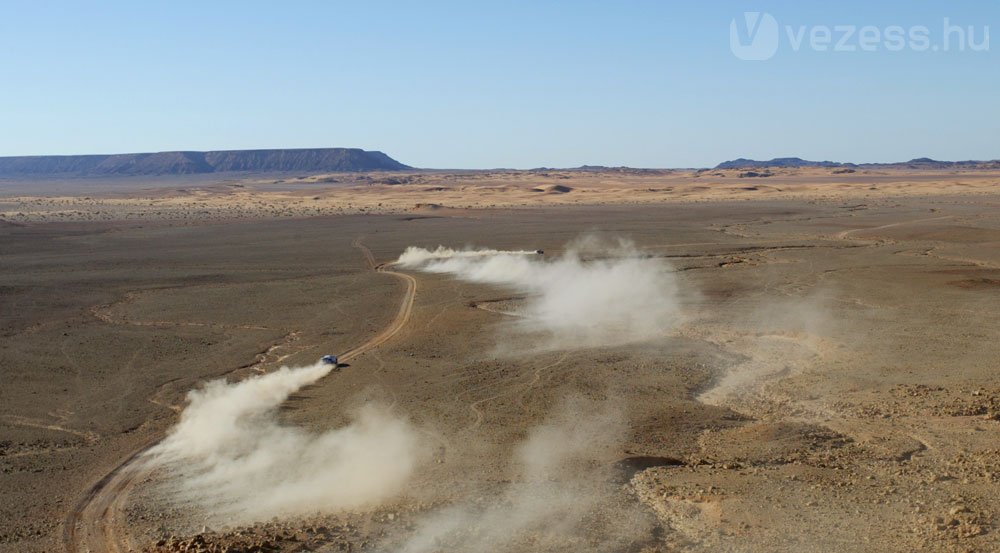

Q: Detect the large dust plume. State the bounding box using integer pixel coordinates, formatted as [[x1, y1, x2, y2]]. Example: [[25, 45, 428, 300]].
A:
[[147, 362, 426, 525], [397, 236, 683, 351], [388, 397, 655, 553]]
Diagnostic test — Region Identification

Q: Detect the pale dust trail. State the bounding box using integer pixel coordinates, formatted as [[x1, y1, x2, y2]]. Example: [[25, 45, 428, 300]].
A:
[[834, 215, 953, 239], [62, 239, 418, 553]]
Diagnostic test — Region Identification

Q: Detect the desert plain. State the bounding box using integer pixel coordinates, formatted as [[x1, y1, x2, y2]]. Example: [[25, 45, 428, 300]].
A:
[[2, 167, 1000, 553]]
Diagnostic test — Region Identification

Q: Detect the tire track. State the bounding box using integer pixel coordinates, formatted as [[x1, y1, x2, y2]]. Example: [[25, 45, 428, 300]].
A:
[[62, 239, 417, 553], [468, 353, 569, 430]]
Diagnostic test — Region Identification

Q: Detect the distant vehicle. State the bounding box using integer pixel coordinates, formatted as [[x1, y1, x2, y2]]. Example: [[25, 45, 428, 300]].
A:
[[535, 249, 544, 255], [321, 354, 338, 366]]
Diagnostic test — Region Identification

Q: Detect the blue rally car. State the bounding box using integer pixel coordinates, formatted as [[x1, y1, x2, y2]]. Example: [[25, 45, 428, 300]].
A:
[[321, 354, 339, 366]]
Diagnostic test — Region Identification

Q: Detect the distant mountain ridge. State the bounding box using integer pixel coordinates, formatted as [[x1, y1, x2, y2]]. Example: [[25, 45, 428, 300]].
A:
[[715, 157, 1000, 170], [0, 148, 410, 177]]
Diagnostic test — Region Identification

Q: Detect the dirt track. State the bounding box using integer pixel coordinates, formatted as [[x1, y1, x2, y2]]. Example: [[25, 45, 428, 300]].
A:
[[340, 240, 417, 362], [61, 239, 417, 553]]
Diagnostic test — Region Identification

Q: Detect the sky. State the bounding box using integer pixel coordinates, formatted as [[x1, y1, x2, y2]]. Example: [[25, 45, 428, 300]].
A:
[[0, 1, 997, 168]]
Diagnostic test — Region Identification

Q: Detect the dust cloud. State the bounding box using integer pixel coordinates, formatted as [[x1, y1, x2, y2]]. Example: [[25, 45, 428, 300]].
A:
[[147, 362, 426, 525], [397, 236, 683, 351], [389, 397, 654, 553]]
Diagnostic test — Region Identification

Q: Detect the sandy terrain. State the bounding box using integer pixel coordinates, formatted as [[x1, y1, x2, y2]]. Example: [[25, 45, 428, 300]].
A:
[[3, 171, 1000, 552], [2, 167, 1000, 223]]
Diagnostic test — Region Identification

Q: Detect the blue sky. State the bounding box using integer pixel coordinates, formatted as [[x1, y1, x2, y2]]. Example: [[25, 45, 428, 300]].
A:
[[0, 1, 996, 168]]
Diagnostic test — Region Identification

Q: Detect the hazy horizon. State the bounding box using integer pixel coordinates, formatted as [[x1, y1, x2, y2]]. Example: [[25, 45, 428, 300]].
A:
[[0, 147, 995, 171]]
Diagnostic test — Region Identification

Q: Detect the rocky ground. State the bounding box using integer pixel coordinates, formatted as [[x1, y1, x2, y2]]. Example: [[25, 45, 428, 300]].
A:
[[3, 181, 1000, 552]]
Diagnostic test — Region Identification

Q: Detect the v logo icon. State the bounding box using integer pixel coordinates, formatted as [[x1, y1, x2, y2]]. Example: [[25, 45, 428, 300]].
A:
[[730, 12, 779, 61], [738, 12, 763, 45]]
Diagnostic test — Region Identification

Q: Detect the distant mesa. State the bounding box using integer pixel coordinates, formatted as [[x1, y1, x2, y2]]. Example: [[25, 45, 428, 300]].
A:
[[715, 156, 1000, 170], [0, 148, 410, 177], [715, 157, 845, 169]]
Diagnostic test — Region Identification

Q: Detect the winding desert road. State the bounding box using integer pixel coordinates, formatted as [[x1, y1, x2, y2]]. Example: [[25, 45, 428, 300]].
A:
[[341, 240, 416, 362], [62, 239, 417, 553]]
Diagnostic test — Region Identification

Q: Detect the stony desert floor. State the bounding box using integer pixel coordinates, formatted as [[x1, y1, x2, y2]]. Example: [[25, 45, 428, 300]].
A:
[[2, 172, 1000, 553]]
